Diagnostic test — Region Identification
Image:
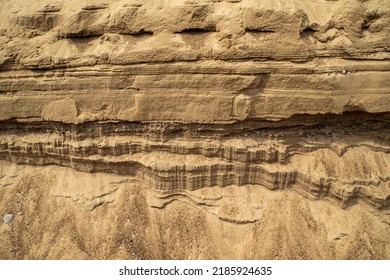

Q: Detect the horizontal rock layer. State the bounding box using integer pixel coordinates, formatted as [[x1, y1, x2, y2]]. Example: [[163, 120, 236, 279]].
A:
[[0, 61, 389, 123], [1, 0, 389, 123], [1, 114, 389, 212]]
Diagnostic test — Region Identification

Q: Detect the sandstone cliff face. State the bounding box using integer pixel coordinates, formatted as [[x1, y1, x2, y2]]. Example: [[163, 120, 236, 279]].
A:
[[0, 0, 389, 259]]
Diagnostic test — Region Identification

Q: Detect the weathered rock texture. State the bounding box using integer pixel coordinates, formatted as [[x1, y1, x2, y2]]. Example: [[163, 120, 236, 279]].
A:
[[0, 0, 389, 259]]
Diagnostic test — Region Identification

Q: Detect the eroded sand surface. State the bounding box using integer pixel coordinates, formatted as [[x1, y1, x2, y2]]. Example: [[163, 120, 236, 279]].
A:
[[0, 0, 389, 259], [1, 162, 389, 259]]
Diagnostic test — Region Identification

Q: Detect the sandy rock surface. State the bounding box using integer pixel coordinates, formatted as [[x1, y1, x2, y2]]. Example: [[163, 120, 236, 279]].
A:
[[0, 0, 389, 259]]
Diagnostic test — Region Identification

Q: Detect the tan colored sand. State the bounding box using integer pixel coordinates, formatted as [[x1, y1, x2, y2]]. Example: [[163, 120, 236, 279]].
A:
[[0, 162, 389, 259]]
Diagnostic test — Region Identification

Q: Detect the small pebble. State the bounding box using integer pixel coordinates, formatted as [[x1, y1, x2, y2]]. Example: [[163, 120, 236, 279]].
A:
[[3, 213, 13, 224]]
